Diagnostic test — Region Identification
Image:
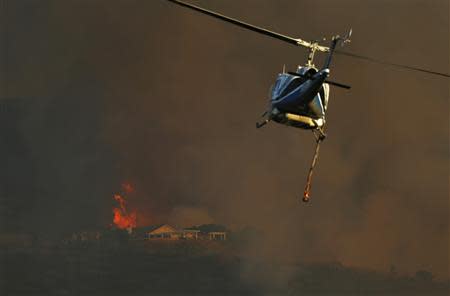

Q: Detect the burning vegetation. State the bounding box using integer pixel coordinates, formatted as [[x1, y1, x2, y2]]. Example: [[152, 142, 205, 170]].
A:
[[112, 183, 137, 232]]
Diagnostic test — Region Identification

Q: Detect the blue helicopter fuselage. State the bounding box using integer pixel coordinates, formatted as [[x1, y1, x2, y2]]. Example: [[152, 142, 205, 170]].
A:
[[269, 66, 330, 129]]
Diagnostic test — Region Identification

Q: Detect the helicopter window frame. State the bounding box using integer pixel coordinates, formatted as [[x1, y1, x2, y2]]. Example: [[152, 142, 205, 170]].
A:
[[279, 77, 305, 98]]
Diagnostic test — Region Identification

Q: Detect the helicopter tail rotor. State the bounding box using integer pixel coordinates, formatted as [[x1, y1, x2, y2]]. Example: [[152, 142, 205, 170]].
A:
[[323, 29, 352, 70], [341, 28, 352, 46]]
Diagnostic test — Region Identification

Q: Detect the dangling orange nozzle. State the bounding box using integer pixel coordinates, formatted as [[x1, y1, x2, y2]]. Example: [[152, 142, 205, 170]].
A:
[[302, 192, 310, 202], [303, 187, 310, 202], [303, 173, 312, 202]]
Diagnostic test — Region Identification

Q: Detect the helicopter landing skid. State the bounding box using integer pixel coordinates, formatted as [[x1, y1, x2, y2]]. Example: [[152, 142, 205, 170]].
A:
[[256, 118, 270, 128], [256, 111, 271, 128]]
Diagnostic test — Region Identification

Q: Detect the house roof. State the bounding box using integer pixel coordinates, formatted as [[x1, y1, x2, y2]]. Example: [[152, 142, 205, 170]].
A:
[[133, 223, 228, 235], [133, 224, 178, 235], [146, 224, 180, 234]]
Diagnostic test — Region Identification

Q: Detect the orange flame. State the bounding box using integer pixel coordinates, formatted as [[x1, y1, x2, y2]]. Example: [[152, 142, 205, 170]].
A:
[[112, 191, 136, 230], [121, 182, 134, 194]]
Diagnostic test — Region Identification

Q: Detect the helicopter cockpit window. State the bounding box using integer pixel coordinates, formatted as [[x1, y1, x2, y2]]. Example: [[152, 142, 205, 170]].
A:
[[271, 74, 290, 99], [279, 78, 303, 98]]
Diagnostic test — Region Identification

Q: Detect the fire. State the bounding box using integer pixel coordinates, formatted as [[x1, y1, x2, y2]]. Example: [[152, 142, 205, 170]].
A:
[[112, 188, 137, 231], [121, 182, 134, 194]]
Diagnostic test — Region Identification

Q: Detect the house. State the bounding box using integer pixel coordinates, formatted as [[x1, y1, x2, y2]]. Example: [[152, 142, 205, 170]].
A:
[[133, 223, 227, 241], [146, 224, 181, 239], [145, 225, 201, 240], [187, 224, 228, 241], [208, 231, 227, 240], [182, 229, 200, 239]]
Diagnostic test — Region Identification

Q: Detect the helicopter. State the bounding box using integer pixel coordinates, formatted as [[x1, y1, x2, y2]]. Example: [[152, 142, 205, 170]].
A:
[[165, 0, 450, 202]]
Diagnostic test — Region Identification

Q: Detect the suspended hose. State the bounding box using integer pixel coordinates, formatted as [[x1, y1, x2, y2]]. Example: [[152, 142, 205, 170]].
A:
[[302, 135, 323, 202]]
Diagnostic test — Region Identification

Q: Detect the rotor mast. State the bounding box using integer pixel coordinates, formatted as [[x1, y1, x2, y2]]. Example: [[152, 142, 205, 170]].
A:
[[303, 41, 329, 68]]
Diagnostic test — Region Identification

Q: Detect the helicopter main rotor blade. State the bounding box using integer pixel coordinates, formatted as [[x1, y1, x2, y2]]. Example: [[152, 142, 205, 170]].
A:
[[287, 72, 351, 89], [166, 0, 448, 78], [335, 50, 450, 78], [165, 0, 329, 52]]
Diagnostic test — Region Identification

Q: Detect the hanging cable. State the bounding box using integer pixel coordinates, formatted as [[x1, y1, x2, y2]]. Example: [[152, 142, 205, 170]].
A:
[[302, 131, 324, 202]]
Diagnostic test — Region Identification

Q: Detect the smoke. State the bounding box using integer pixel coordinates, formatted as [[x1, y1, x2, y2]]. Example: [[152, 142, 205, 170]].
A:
[[168, 206, 214, 228], [0, 0, 448, 282]]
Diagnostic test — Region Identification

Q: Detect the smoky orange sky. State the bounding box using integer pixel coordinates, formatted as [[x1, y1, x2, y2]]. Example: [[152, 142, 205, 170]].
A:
[[0, 0, 448, 279]]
